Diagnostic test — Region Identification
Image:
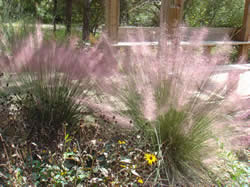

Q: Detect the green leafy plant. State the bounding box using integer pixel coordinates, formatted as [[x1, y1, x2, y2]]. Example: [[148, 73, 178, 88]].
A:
[[0, 118, 160, 186], [214, 141, 249, 186]]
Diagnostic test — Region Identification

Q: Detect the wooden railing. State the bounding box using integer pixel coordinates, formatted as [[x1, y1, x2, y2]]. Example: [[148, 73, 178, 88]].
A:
[[111, 26, 250, 62], [105, 0, 250, 62], [117, 27, 236, 42]]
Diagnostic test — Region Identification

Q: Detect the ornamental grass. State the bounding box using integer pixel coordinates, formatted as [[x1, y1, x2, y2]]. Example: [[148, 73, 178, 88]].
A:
[[0, 26, 248, 186], [98, 28, 247, 185], [0, 26, 117, 145]]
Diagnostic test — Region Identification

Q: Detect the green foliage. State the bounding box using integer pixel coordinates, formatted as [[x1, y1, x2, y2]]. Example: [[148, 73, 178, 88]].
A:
[[0, 0, 246, 31], [120, 0, 160, 26], [0, 21, 35, 55], [0, 119, 159, 185], [120, 0, 245, 27], [184, 0, 245, 27], [83, 0, 104, 34], [36, 0, 54, 23], [214, 141, 250, 186], [0, 0, 37, 21], [0, 0, 35, 54]]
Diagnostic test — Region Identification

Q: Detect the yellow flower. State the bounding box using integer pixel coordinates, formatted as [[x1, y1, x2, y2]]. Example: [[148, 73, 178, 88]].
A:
[[137, 177, 144, 184], [144, 153, 157, 165], [118, 140, 126, 145], [60, 171, 67, 176]]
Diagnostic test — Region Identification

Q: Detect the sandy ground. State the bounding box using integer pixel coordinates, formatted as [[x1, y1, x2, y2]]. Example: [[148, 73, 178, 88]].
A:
[[211, 71, 250, 97], [211, 70, 250, 149]]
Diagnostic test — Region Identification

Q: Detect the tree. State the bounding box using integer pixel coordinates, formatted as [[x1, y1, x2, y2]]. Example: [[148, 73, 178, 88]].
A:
[[81, 0, 104, 40], [65, 0, 72, 34], [120, 0, 161, 27], [183, 0, 245, 27], [53, 0, 58, 33], [82, 0, 91, 40]]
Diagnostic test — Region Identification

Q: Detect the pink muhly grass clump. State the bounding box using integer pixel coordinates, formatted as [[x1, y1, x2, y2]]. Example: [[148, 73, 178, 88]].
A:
[[98, 28, 247, 185], [0, 26, 118, 143], [105, 29, 237, 120], [1, 26, 117, 81]]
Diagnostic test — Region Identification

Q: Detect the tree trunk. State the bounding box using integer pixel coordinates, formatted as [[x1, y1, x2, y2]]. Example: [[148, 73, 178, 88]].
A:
[[82, 0, 91, 41], [65, 0, 73, 35], [53, 0, 58, 33]]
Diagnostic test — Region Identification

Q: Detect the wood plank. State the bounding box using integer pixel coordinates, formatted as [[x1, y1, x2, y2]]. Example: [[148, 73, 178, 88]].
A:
[[180, 27, 235, 41], [118, 27, 159, 42], [118, 27, 235, 42], [112, 41, 250, 47]]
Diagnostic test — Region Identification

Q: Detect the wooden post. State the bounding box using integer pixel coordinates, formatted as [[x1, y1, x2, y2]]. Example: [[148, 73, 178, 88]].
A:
[[238, 0, 250, 62], [203, 46, 213, 56], [160, 0, 184, 34], [159, 0, 184, 58], [105, 0, 120, 42]]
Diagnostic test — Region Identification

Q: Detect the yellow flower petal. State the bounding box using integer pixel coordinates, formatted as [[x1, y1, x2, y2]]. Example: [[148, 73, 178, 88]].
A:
[[137, 177, 144, 184], [144, 153, 157, 165], [60, 171, 67, 176], [118, 140, 126, 144]]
